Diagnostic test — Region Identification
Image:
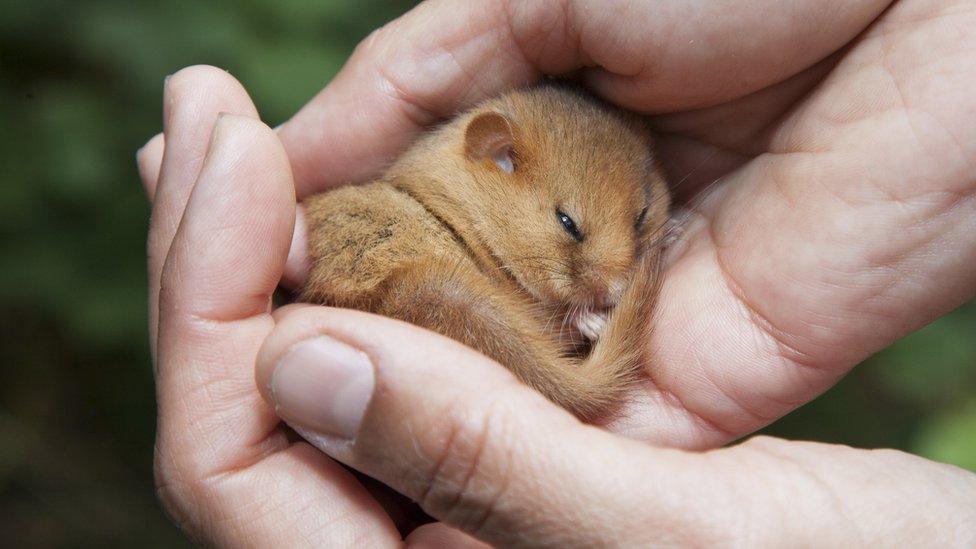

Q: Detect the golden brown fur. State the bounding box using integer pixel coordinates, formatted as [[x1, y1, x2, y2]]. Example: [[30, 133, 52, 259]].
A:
[[302, 86, 671, 421]]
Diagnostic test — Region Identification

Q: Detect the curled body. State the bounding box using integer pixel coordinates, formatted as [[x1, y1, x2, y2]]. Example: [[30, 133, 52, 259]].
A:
[[302, 86, 671, 421]]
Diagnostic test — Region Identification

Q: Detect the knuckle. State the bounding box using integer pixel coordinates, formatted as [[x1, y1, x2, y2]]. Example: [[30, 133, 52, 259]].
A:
[[347, 15, 442, 128], [152, 441, 220, 540], [352, 19, 398, 61], [153, 448, 196, 529], [417, 396, 516, 533]]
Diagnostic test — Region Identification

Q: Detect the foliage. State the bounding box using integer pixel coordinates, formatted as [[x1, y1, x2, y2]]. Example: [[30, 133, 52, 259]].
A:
[[0, 1, 973, 545]]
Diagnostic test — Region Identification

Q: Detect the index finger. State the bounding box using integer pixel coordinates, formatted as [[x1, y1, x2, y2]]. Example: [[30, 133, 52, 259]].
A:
[[279, 0, 893, 197]]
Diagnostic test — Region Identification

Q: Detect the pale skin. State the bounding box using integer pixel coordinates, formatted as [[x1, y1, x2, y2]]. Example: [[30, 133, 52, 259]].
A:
[[138, 0, 976, 546]]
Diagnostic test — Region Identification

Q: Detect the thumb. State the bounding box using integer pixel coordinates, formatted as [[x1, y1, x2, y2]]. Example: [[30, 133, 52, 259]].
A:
[[253, 305, 976, 546], [254, 305, 705, 547]]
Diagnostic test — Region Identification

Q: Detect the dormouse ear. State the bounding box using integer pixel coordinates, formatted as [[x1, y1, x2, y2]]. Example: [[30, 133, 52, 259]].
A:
[[464, 111, 516, 174]]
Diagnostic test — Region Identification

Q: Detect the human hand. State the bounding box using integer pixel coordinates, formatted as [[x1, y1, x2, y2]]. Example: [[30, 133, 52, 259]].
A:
[[141, 67, 488, 546], [252, 305, 976, 547], [142, 0, 976, 449], [137, 0, 976, 544]]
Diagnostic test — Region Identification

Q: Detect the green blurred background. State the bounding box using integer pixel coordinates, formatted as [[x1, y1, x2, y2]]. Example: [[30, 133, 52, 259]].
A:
[[1, 1, 973, 546]]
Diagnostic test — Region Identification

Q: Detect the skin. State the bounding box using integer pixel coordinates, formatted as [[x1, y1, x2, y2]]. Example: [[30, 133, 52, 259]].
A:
[[138, 0, 976, 546]]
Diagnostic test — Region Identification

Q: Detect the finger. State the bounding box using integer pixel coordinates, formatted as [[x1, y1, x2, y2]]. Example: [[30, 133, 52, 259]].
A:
[[406, 523, 491, 549], [254, 307, 976, 546], [158, 115, 295, 321], [254, 306, 704, 547], [719, 437, 976, 545], [279, 0, 891, 196], [155, 116, 400, 545], [136, 132, 164, 200], [137, 125, 309, 291], [147, 65, 260, 354], [281, 204, 309, 289], [139, 123, 308, 290], [156, 113, 293, 486], [580, 0, 889, 111], [277, 0, 537, 197], [649, 53, 842, 201], [611, 1, 976, 445]]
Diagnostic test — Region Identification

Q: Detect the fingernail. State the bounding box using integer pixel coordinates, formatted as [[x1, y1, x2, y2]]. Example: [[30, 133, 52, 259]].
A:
[[270, 336, 375, 440]]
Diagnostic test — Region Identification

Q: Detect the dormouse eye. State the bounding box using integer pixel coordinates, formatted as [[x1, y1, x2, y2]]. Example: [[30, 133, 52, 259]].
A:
[[635, 206, 649, 230], [556, 209, 584, 242]]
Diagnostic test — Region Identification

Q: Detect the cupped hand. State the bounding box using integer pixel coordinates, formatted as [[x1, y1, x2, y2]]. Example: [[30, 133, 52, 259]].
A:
[[138, 0, 976, 545], [143, 0, 976, 449], [252, 305, 976, 546], [143, 67, 485, 547]]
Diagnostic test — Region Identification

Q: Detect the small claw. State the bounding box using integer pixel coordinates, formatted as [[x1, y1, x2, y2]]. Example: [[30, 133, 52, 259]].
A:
[[575, 310, 608, 342]]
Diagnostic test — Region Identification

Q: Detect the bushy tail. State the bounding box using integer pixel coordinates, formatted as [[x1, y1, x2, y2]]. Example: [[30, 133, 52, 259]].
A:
[[543, 248, 664, 421], [350, 250, 664, 423]]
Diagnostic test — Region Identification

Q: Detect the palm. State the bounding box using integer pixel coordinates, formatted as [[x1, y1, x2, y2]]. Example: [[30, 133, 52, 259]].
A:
[[612, 3, 976, 445]]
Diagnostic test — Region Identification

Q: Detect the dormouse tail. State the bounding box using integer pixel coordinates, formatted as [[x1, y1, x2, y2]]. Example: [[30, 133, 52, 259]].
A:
[[545, 248, 663, 422], [351, 249, 663, 423]]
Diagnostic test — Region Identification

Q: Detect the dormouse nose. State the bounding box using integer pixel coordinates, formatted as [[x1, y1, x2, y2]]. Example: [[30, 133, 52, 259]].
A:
[[577, 272, 625, 309], [591, 286, 615, 309]]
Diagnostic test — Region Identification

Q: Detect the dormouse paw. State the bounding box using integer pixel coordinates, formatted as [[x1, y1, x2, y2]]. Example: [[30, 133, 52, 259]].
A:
[[661, 213, 686, 249], [575, 309, 609, 342]]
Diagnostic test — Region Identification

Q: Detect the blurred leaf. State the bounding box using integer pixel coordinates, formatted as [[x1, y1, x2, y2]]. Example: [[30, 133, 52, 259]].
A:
[[874, 305, 976, 404], [914, 398, 976, 472], [238, 39, 346, 124]]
